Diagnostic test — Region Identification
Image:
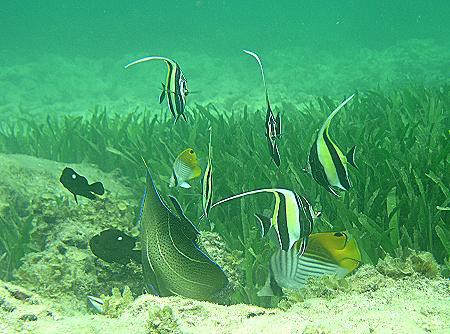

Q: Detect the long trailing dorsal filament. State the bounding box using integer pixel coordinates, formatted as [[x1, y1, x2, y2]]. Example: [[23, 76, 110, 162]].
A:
[[124, 56, 176, 69], [243, 50, 270, 106]]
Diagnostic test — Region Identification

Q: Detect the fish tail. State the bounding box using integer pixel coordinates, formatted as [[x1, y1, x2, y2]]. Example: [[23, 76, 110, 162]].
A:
[[346, 145, 358, 169], [89, 182, 105, 195]]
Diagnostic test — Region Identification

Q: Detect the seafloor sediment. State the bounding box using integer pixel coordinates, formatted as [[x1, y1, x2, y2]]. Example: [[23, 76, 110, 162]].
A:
[[0, 153, 449, 334]]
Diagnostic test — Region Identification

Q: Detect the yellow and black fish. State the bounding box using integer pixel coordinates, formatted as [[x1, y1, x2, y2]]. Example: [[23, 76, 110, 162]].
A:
[[244, 50, 281, 167], [212, 189, 315, 252], [306, 94, 357, 196], [125, 56, 189, 123], [202, 127, 213, 219], [258, 231, 361, 296], [169, 148, 202, 188]]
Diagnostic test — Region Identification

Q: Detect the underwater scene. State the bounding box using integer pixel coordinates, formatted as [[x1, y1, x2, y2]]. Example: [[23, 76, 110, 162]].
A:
[[0, 1, 449, 333]]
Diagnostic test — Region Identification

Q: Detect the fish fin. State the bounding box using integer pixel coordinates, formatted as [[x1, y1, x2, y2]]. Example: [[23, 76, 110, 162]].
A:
[[131, 250, 142, 264], [272, 143, 281, 167], [346, 145, 357, 169], [89, 181, 105, 195], [168, 195, 199, 240], [327, 186, 341, 197], [169, 171, 177, 188], [179, 181, 191, 189], [87, 295, 104, 313], [257, 274, 275, 297], [254, 213, 271, 237], [136, 187, 147, 227], [319, 94, 355, 135], [159, 83, 166, 104], [73, 194, 79, 204], [275, 112, 282, 138]]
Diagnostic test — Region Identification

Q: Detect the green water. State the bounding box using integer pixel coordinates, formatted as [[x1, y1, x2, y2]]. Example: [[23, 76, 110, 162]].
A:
[[0, 0, 449, 321]]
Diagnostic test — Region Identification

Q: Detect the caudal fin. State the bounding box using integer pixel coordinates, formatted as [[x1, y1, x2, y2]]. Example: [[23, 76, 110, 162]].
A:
[[89, 182, 105, 195], [346, 145, 357, 169]]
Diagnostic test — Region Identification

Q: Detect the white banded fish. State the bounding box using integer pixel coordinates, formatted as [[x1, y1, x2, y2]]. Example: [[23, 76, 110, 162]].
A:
[[212, 189, 315, 252], [244, 50, 282, 167], [306, 94, 357, 196], [258, 232, 361, 296], [125, 56, 189, 123], [169, 148, 202, 188], [202, 126, 213, 218]]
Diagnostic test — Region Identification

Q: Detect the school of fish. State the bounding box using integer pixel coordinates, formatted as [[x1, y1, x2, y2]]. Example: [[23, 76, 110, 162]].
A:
[[59, 50, 361, 305]]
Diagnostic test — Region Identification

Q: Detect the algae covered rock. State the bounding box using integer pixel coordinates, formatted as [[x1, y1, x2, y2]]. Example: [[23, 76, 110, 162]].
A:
[[101, 286, 134, 318], [197, 231, 244, 302], [146, 305, 181, 334], [0, 279, 56, 333], [0, 153, 142, 312], [376, 250, 440, 279]]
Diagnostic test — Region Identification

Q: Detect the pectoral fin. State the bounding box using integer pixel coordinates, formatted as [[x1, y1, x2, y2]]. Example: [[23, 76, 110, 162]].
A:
[[179, 181, 191, 188], [254, 213, 272, 237]]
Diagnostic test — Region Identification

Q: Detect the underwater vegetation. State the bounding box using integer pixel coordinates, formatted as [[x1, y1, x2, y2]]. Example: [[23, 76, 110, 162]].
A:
[[0, 204, 34, 281], [0, 85, 448, 306]]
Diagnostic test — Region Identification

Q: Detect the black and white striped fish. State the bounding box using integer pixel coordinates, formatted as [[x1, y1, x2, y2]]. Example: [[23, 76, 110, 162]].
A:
[[212, 189, 315, 252], [258, 232, 361, 296], [306, 94, 357, 196], [125, 56, 189, 123], [243, 50, 282, 167], [202, 127, 213, 219]]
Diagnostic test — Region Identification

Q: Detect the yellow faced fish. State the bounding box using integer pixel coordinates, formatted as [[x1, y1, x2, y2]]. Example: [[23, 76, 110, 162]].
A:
[[258, 231, 361, 296], [169, 148, 201, 188]]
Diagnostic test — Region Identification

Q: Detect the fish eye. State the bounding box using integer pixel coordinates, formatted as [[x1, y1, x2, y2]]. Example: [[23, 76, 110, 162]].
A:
[[117, 236, 123, 241], [189, 149, 194, 154], [334, 232, 344, 237], [71, 174, 76, 179]]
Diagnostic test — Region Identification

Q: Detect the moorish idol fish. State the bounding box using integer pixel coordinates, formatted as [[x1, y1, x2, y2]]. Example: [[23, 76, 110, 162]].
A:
[[202, 127, 213, 219], [139, 158, 228, 300], [59, 167, 104, 204], [125, 56, 189, 123], [212, 189, 315, 253], [243, 50, 282, 167], [89, 228, 141, 265], [169, 148, 202, 188], [258, 231, 361, 296], [305, 94, 357, 196]]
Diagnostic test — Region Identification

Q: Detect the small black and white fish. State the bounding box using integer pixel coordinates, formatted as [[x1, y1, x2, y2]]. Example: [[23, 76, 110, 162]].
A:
[[305, 94, 357, 196], [125, 56, 189, 123], [89, 228, 141, 265], [244, 50, 282, 167], [59, 167, 104, 204], [202, 127, 213, 219]]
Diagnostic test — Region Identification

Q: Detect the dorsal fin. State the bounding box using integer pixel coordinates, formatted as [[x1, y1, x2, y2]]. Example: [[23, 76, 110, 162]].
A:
[[243, 50, 270, 107], [319, 94, 355, 136], [168, 195, 199, 241]]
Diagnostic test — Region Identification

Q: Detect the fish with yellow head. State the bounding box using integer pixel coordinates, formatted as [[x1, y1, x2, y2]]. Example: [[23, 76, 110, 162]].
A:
[[259, 231, 361, 296]]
